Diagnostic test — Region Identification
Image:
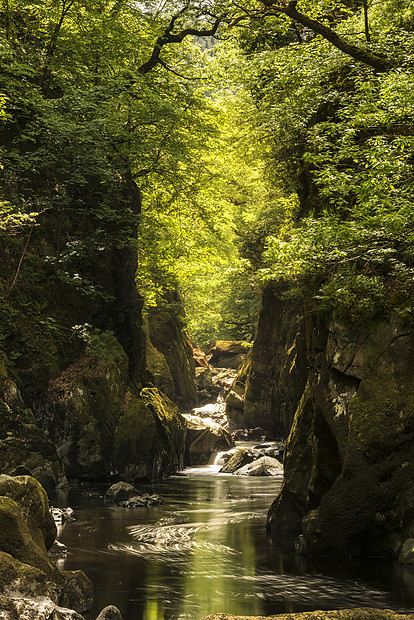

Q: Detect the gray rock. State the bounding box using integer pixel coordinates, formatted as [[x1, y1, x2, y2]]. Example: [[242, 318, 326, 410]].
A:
[[220, 449, 255, 474], [119, 495, 147, 508], [235, 455, 283, 476], [119, 493, 163, 508], [0, 596, 84, 619], [104, 481, 140, 505], [96, 605, 123, 620]]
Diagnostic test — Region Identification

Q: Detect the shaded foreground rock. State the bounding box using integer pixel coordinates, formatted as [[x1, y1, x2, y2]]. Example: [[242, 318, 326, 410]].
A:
[[0, 475, 92, 615], [96, 605, 123, 619], [201, 610, 414, 620], [0, 595, 85, 619], [104, 481, 138, 504], [104, 481, 163, 507]]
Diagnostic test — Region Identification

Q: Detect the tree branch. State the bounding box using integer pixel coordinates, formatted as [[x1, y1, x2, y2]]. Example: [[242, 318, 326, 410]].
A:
[[138, 15, 222, 75], [260, 0, 393, 72]]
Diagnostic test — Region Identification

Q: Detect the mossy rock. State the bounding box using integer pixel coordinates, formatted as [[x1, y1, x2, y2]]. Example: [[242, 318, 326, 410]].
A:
[[0, 362, 66, 491], [44, 334, 130, 480], [0, 594, 85, 619], [0, 432, 66, 493], [0, 495, 52, 574], [113, 387, 186, 482], [201, 610, 414, 620], [147, 301, 197, 410], [0, 475, 56, 550], [0, 551, 54, 600]]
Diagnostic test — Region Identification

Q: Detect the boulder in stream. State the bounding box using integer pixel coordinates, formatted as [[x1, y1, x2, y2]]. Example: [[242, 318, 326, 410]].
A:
[[104, 481, 139, 504], [235, 455, 283, 476], [96, 605, 123, 620], [220, 449, 256, 474]]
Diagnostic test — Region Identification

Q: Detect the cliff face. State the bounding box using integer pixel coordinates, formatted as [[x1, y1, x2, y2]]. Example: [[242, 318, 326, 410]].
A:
[[145, 292, 197, 412], [0, 181, 190, 487], [227, 285, 308, 438], [246, 286, 414, 559]]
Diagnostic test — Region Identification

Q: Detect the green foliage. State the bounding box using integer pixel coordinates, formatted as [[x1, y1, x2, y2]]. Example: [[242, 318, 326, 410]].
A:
[[240, 5, 414, 319]]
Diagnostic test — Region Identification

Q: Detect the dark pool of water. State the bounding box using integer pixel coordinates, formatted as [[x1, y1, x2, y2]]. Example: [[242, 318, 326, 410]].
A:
[[54, 466, 414, 620]]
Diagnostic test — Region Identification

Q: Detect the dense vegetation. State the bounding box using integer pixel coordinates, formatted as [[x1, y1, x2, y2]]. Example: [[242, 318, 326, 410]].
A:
[[1, 0, 414, 355]]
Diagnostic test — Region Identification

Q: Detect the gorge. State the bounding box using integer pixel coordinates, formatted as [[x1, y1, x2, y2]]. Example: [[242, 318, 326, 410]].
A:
[[1, 0, 414, 618]]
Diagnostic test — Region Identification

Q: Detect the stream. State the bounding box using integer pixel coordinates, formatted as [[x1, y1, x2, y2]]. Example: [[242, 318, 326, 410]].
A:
[[54, 456, 414, 620]]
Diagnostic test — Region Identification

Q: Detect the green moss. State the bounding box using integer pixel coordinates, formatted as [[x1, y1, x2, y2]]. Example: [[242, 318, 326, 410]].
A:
[[0, 475, 56, 551], [0, 551, 50, 599], [113, 392, 157, 470], [0, 496, 52, 575], [202, 610, 414, 620], [113, 387, 186, 481]]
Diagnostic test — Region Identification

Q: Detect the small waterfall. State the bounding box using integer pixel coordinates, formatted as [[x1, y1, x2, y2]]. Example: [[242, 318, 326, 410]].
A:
[[213, 451, 228, 466]]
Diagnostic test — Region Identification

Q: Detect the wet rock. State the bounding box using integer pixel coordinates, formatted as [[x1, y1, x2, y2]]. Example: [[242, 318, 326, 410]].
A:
[[231, 427, 271, 442], [0, 475, 92, 613], [96, 605, 123, 620], [0, 474, 56, 551], [51, 506, 74, 525], [119, 495, 147, 507], [59, 569, 93, 613], [104, 481, 139, 505], [195, 367, 214, 391], [119, 493, 163, 508], [398, 538, 414, 564], [220, 449, 256, 474], [186, 422, 234, 466], [201, 609, 414, 620], [113, 387, 186, 482], [0, 595, 85, 619], [267, 310, 414, 559], [235, 455, 283, 476], [211, 368, 238, 396]]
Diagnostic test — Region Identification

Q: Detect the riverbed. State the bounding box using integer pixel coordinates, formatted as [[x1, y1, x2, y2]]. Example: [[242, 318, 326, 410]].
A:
[[54, 465, 414, 620]]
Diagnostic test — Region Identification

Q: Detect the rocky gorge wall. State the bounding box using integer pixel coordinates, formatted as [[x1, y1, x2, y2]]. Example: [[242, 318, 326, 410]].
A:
[[231, 284, 414, 562], [0, 188, 194, 489]]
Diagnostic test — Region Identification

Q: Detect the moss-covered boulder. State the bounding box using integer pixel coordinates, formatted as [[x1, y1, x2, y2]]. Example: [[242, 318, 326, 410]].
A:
[[0, 474, 92, 613], [0, 594, 85, 619], [0, 475, 56, 550], [201, 610, 414, 620], [113, 387, 186, 482]]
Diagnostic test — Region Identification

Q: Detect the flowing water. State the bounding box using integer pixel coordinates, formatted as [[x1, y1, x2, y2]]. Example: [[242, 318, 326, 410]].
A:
[[54, 462, 414, 620]]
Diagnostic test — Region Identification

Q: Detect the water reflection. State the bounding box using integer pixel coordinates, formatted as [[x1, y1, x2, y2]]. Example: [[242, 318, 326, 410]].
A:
[[56, 470, 414, 620]]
